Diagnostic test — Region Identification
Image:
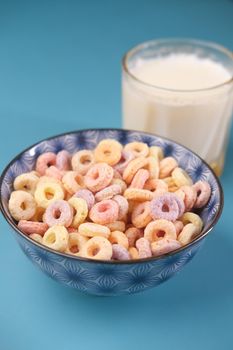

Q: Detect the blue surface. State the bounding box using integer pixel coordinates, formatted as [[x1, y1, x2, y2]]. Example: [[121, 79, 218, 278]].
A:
[[0, 0, 232, 348]]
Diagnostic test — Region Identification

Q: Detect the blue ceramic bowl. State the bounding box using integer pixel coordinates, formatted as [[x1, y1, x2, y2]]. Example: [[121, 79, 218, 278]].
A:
[[0, 129, 223, 296]]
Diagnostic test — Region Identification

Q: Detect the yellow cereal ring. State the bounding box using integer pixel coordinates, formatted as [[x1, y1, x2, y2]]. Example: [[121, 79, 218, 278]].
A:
[[181, 212, 203, 234], [42, 225, 69, 252], [163, 177, 179, 192], [144, 219, 177, 242], [29, 233, 43, 243], [94, 139, 122, 166], [145, 156, 159, 179], [80, 236, 113, 260], [78, 222, 111, 238], [149, 146, 164, 161], [124, 188, 154, 202], [109, 231, 129, 249], [31, 206, 45, 222], [37, 176, 62, 185], [62, 171, 85, 195], [124, 142, 149, 157], [178, 223, 199, 246], [13, 172, 39, 195], [129, 247, 139, 260], [172, 167, 193, 187], [71, 150, 95, 175], [159, 157, 178, 179], [123, 157, 148, 184], [34, 182, 64, 209], [65, 232, 88, 255], [68, 197, 88, 228], [8, 190, 36, 221], [106, 221, 126, 232]]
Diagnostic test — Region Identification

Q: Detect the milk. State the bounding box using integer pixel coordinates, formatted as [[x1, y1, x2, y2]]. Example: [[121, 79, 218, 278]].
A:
[[123, 54, 233, 174]]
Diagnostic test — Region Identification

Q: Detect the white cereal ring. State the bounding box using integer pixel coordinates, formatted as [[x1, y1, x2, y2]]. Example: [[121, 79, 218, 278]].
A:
[[62, 171, 85, 195], [80, 236, 112, 260], [181, 212, 203, 234], [71, 150, 95, 175], [144, 219, 177, 242], [124, 142, 149, 157], [65, 232, 88, 255], [109, 230, 129, 249], [29, 233, 43, 243], [13, 172, 39, 195], [149, 146, 164, 161], [9, 190, 36, 221]]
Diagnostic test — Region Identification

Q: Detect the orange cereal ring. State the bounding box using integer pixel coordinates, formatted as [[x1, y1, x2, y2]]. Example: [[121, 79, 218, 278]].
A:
[[106, 221, 126, 232], [144, 178, 168, 194], [84, 163, 114, 192], [9, 190, 36, 221], [145, 156, 159, 179], [18, 220, 48, 236], [174, 220, 184, 236], [123, 157, 149, 184], [65, 232, 88, 255], [94, 139, 122, 166], [124, 188, 154, 202], [163, 176, 179, 192], [125, 227, 143, 247], [36, 152, 56, 175], [124, 142, 149, 157], [95, 184, 122, 202], [144, 219, 177, 242], [80, 236, 112, 260], [151, 238, 181, 257], [131, 201, 152, 228], [62, 171, 85, 195], [129, 247, 139, 259], [71, 150, 95, 175], [109, 230, 129, 249], [130, 169, 150, 189], [159, 157, 178, 179]]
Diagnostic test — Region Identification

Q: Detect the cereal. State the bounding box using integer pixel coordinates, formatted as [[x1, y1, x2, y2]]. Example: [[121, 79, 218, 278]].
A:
[[112, 244, 130, 260], [89, 199, 119, 225], [144, 219, 177, 242], [44, 199, 73, 227], [109, 231, 129, 249], [81, 236, 112, 260], [9, 190, 36, 221], [13, 172, 39, 195], [193, 180, 211, 208], [94, 139, 122, 166], [95, 184, 122, 202], [34, 181, 64, 209], [68, 197, 88, 228], [78, 222, 110, 238], [151, 238, 181, 256], [71, 150, 94, 175], [131, 201, 152, 228], [9, 139, 212, 261], [42, 225, 69, 252], [124, 142, 149, 157], [18, 220, 48, 236], [36, 152, 56, 175], [84, 163, 114, 192], [136, 237, 152, 258]]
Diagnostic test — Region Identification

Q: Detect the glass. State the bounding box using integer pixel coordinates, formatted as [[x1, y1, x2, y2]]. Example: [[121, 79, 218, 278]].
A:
[[122, 38, 233, 175]]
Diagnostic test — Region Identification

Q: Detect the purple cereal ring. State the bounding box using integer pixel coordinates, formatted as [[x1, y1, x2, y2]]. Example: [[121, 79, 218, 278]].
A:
[[173, 194, 185, 218], [36, 152, 57, 175], [95, 184, 122, 202], [56, 150, 71, 171], [136, 237, 152, 259], [112, 244, 130, 260], [44, 199, 73, 227], [193, 180, 211, 208], [114, 150, 135, 174], [150, 193, 180, 222], [89, 199, 119, 225], [84, 163, 114, 192], [74, 189, 95, 210], [112, 195, 129, 220]]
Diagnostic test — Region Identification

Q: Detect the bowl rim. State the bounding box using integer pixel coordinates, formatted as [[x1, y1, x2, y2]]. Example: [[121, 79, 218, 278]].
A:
[[0, 128, 224, 264]]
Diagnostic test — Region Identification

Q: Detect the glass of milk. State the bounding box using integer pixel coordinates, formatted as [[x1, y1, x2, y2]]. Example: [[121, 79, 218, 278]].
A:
[[122, 39, 233, 175]]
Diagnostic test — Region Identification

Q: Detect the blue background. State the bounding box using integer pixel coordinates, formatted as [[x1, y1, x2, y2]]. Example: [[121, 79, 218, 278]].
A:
[[0, 1, 233, 349]]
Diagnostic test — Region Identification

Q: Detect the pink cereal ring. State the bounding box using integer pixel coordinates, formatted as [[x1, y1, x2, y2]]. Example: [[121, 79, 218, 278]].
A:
[[44, 199, 73, 227], [36, 152, 57, 175], [18, 220, 48, 236], [144, 179, 168, 193], [144, 219, 177, 242], [112, 244, 130, 260], [136, 237, 152, 259], [45, 166, 64, 180], [150, 193, 180, 222], [95, 184, 122, 202], [84, 163, 114, 192], [130, 169, 150, 189], [125, 227, 143, 247], [151, 238, 181, 257], [114, 150, 135, 174], [193, 180, 211, 208], [89, 199, 119, 225], [112, 195, 129, 220], [113, 169, 123, 179], [176, 185, 197, 211], [174, 220, 184, 236], [56, 150, 71, 171], [74, 189, 95, 210]]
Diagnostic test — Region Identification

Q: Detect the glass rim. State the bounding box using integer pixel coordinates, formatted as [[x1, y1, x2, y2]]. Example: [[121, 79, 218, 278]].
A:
[[122, 38, 233, 93]]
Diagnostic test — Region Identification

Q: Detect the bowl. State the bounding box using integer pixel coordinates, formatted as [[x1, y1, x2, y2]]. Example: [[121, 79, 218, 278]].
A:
[[0, 129, 223, 296]]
